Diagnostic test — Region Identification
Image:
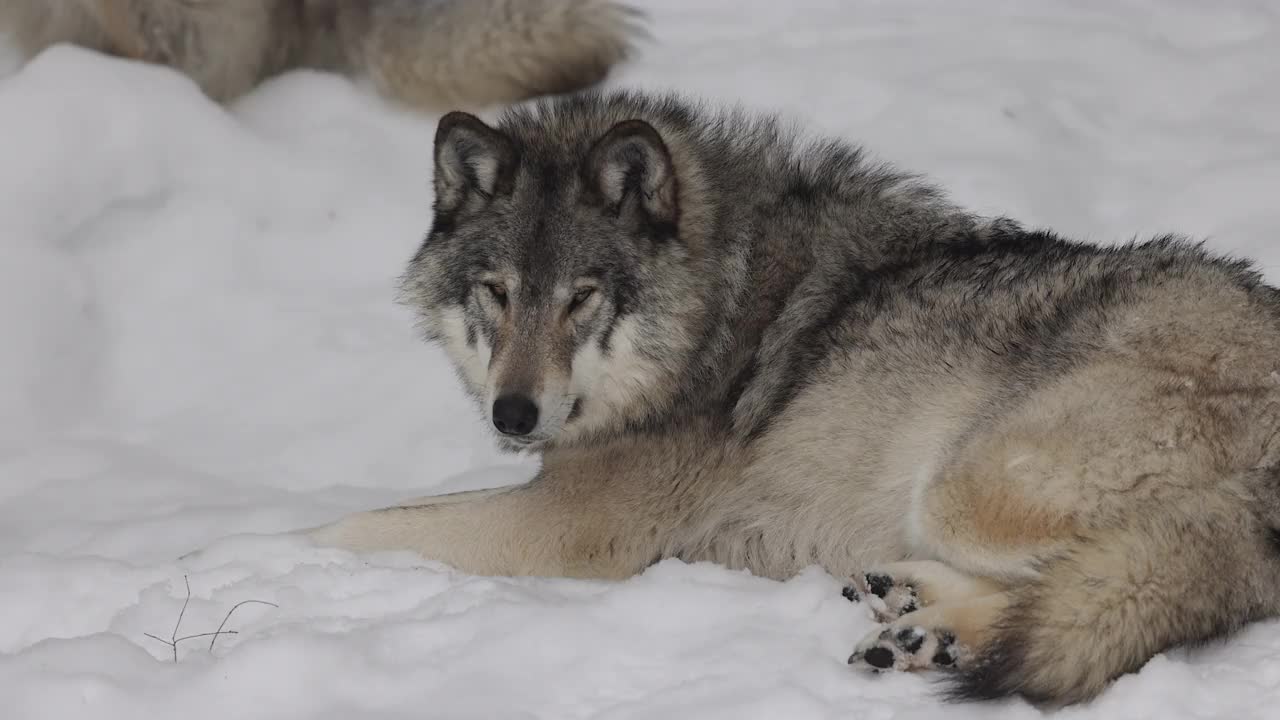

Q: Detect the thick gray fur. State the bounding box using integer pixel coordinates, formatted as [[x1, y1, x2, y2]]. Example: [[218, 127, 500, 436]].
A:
[[307, 90, 1280, 707]]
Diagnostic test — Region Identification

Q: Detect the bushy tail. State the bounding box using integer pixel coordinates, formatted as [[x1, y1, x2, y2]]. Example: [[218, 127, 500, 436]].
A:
[[950, 507, 1279, 706], [335, 0, 645, 110]]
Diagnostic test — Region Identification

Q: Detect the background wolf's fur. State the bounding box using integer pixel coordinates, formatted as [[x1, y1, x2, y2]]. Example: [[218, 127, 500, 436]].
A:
[[0, 0, 641, 107], [312, 91, 1280, 706]]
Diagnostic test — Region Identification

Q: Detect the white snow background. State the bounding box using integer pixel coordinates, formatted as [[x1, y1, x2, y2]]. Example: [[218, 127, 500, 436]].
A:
[[2, 1, 1279, 718]]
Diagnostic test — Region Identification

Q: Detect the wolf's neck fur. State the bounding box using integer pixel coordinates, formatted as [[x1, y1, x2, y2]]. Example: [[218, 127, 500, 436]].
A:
[[644, 130, 997, 443]]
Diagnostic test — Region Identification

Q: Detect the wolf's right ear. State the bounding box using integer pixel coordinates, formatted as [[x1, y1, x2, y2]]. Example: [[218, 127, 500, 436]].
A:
[[433, 112, 518, 213]]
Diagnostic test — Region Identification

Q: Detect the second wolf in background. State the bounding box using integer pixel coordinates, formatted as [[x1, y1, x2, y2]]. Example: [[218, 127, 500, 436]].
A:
[[0, 0, 642, 108]]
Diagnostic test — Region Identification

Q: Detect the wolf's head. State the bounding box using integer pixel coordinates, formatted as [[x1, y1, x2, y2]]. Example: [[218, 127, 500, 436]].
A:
[[401, 103, 707, 451]]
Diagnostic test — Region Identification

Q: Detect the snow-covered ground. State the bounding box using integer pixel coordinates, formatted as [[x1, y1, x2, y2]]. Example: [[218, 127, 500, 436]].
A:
[[2, 1, 1279, 717]]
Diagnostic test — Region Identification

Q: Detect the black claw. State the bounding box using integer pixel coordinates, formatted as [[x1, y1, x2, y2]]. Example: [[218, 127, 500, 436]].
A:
[[865, 572, 893, 598], [900, 598, 918, 614], [841, 585, 861, 602], [862, 646, 896, 669]]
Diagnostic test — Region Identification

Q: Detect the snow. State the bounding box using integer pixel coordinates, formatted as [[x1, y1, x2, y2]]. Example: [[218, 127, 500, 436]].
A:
[[2, 0, 1279, 717]]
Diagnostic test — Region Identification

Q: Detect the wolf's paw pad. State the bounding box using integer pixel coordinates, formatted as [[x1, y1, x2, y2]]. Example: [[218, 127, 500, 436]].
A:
[[843, 571, 919, 622], [848, 626, 964, 673]]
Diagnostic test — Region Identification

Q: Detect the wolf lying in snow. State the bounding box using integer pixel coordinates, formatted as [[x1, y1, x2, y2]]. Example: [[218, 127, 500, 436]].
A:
[[309, 90, 1280, 706]]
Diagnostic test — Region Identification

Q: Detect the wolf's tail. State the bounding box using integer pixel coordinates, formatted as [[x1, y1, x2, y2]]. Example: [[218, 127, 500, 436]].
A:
[[949, 500, 1280, 706], [326, 0, 644, 110]]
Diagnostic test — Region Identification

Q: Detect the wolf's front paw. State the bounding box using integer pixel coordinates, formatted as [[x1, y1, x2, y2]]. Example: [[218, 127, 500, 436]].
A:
[[843, 571, 920, 622], [848, 624, 966, 673]]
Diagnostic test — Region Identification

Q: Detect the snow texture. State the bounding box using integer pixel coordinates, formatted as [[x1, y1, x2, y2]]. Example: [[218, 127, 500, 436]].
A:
[[2, 1, 1280, 718]]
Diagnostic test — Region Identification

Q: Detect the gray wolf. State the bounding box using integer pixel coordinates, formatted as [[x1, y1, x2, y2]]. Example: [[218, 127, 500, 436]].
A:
[[0, 1, 641, 108], [307, 91, 1280, 706]]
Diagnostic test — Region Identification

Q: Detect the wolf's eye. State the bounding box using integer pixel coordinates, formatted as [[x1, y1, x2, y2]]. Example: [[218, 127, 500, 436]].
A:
[[568, 287, 596, 313], [483, 283, 508, 308]]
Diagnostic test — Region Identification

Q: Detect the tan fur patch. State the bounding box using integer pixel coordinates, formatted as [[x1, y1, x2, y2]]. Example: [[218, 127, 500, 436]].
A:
[[930, 472, 1078, 549]]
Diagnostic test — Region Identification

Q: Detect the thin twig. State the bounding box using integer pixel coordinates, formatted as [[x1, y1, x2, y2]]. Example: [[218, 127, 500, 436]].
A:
[[208, 600, 279, 652], [174, 576, 192, 659], [145, 575, 195, 661], [178, 630, 240, 643], [143, 632, 173, 648], [141, 576, 278, 661]]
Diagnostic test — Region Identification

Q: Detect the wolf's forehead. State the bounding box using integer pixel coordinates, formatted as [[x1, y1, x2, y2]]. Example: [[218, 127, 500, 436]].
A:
[[514, 151, 586, 199], [464, 205, 582, 285], [506, 120, 607, 158], [440, 152, 616, 282], [510, 214, 596, 285]]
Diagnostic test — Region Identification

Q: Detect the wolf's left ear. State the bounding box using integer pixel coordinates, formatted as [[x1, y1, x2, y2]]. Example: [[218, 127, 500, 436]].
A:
[[434, 111, 518, 213], [584, 119, 678, 228]]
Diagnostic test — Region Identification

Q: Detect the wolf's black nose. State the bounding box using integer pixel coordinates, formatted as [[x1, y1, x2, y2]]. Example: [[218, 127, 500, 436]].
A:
[[492, 394, 539, 436]]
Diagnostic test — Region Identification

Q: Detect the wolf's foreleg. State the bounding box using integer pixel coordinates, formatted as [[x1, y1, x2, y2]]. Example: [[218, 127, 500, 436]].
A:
[[308, 479, 669, 579], [310, 429, 739, 578]]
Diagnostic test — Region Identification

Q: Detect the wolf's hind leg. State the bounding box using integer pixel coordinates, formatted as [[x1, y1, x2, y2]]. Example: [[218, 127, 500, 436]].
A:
[[843, 560, 1005, 622]]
